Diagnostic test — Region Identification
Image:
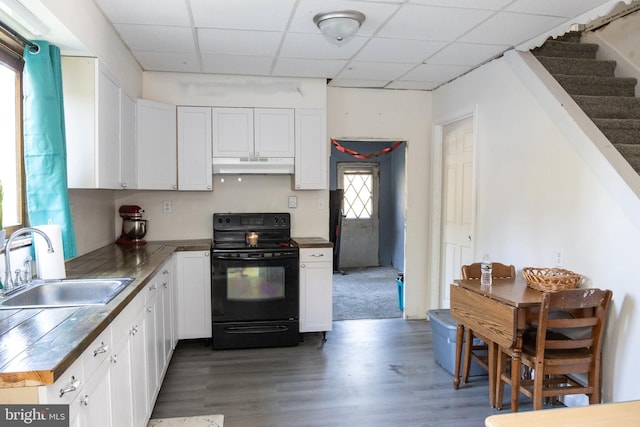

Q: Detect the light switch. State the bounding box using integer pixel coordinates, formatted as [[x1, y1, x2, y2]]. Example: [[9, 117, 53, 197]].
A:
[[288, 196, 297, 208]]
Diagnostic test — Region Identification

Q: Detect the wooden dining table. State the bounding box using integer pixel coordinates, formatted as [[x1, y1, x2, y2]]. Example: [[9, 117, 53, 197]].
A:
[[450, 277, 543, 410]]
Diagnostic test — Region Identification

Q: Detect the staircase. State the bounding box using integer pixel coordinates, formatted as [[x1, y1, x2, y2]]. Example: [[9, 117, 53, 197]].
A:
[[532, 32, 640, 172]]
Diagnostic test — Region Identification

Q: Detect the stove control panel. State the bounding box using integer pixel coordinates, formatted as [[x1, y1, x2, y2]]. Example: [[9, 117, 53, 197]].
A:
[[214, 213, 290, 231]]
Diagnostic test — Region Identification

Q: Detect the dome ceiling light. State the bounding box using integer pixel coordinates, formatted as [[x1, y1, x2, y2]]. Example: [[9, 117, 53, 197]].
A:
[[313, 10, 366, 42]]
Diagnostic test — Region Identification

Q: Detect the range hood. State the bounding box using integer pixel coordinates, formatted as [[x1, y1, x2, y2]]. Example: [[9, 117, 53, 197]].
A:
[[212, 157, 294, 175]]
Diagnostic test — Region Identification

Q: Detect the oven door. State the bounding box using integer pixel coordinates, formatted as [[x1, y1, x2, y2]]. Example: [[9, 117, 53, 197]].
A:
[[211, 251, 299, 323]]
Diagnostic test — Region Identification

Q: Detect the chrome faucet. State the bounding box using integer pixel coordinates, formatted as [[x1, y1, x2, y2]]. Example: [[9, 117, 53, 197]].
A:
[[3, 227, 54, 293]]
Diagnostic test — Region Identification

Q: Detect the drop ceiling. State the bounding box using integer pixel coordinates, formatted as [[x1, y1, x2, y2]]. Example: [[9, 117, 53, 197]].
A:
[[92, 0, 619, 90]]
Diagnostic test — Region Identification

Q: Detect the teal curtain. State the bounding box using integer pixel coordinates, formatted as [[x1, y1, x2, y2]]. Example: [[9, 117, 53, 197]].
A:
[[23, 41, 77, 259]]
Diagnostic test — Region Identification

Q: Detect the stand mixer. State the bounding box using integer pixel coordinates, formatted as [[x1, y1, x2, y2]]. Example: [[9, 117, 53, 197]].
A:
[[116, 205, 147, 245]]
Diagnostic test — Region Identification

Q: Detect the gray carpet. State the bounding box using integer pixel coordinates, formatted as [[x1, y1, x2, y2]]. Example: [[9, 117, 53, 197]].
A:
[[332, 266, 403, 321]]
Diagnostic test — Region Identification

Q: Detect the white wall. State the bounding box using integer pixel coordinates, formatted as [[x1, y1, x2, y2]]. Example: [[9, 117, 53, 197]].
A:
[[327, 88, 432, 319], [433, 56, 640, 403]]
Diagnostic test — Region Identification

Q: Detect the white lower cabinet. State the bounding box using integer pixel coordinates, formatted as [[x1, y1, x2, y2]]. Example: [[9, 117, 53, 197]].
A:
[[299, 247, 333, 333], [175, 251, 212, 339]]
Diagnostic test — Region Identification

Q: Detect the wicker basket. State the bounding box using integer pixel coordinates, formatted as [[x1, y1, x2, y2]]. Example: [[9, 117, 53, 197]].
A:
[[522, 267, 582, 292]]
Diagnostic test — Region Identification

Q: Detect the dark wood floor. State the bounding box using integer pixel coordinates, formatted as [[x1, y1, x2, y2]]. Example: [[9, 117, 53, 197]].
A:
[[151, 318, 532, 427]]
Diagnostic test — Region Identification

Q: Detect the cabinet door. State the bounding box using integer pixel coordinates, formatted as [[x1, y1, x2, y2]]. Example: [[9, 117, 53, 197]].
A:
[[137, 99, 177, 190], [178, 106, 213, 191], [109, 340, 133, 427], [77, 360, 112, 427], [145, 282, 159, 408], [175, 251, 212, 339], [254, 108, 294, 157], [120, 92, 137, 190], [96, 64, 121, 189], [130, 309, 149, 427], [159, 262, 176, 361], [212, 107, 253, 157], [299, 248, 333, 333], [295, 108, 328, 189]]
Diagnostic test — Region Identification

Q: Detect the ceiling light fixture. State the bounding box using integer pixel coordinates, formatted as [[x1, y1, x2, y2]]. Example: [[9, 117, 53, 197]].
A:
[[313, 10, 365, 42]]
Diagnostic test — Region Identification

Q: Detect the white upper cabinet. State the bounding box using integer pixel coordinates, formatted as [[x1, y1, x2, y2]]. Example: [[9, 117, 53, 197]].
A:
[[177, 106, 213, 191], [120, 92, 137, 190], [212, 107, 253, 157], [212, 107, 294, 158], [254, 108, 295, 157], [295, 108, 328, 190], [62, 57, 127, 189], [137, 99, 177, 190]]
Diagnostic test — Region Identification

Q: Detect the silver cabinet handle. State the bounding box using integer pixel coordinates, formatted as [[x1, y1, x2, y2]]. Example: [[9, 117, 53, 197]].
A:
[[204, 252, 209, 257], [310, 253, 324, 257], [80, 394, 89, 406], [163, 282, 169, 288], [301, 263, 306, 268], [93, 342, 109, 357], [59, 376, 80, 398], [149, 284, 157, 291], [162, 270, 169, 275], [111, 354, 118, 364], [131, 325, 139, 335]]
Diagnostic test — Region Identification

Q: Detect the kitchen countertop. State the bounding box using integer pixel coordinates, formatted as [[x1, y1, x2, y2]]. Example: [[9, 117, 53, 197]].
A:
[[291, 237, 333, 248], [0, 239, 211, 389]]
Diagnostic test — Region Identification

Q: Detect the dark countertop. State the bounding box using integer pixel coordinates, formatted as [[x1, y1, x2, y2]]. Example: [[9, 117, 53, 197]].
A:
[[0, 239, 211, 389], [291, 237, 333, 248]]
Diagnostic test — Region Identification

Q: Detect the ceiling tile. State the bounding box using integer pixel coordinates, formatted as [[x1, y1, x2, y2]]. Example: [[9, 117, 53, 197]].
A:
[[190, 0, 296, 30], [201, 54, 273, 75], [401, 63, 472, 82], [459, 11, 566, 45], [378, 4, 494, 40], [133, 51, 200, 73], [354, 38, 448, 63], [426, 42, 508, 66], [337, 61, 416, 81], [407, 0, 512, 10], [273, 58, 347, 78], [280, 33, 368, 60], [114, 24, 196, 53], [198, 29, 283, 56], [505, 0, 613, 17], [94, 0, 191, 26], [386, 80, 441, 90]]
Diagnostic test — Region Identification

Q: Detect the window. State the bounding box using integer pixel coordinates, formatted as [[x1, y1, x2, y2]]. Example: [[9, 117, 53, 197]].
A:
[[342, 170, 373, 219], [0, 30, 25, 234]]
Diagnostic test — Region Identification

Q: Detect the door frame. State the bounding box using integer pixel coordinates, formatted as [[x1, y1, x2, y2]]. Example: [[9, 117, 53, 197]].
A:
[[429, 106, 479, 308]]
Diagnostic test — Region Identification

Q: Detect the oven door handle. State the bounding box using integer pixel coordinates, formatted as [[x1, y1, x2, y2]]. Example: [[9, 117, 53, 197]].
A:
[[212, 254, 299, 261]]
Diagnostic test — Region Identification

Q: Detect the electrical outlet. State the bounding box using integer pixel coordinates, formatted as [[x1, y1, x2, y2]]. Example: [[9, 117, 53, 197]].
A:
[[317, 198, 325, 209], [288, 196, 297, 208], [163, 201, 172, 214], [555, 249, 563, 267]]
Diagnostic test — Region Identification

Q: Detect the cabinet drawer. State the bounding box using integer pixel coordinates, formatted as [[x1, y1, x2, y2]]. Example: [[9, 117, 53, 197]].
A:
[[40, 356, 83, 405], [82, 326, 111, 381], [300, 248, 332, 263]]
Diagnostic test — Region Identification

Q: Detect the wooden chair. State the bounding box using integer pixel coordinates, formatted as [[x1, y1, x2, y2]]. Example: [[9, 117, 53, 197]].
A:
[[460, 262, 516, 383], [495, 288, 613, 411]]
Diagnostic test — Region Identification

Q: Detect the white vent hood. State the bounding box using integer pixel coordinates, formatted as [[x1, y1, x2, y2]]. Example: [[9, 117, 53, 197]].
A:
[[212, 157, 294, 175]]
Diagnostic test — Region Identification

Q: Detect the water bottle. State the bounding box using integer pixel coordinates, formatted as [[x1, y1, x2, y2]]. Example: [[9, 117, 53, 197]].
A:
[[481, 253, 492, 286]]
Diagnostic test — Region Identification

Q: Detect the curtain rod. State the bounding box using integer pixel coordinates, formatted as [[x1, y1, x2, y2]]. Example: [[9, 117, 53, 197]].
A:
[[0, 19, 39, 53]]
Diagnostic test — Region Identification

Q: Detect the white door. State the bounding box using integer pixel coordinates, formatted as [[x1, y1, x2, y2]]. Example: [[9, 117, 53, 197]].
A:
[[337, 162, 380, 268], [440, 117, 475, 307]]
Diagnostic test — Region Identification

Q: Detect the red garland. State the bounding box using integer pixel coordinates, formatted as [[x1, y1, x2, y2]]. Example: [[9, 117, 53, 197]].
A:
[[331, 139, 403, 159]]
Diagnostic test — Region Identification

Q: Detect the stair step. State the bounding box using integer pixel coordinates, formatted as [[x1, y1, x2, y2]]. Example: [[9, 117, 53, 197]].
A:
[[572, 95, 640, 119], [554, 75, 637, 97], [551, 31, 582, 43], [533, 40, 599, 60], [535, 56, 616, 78], [594, 119, 640, 145]]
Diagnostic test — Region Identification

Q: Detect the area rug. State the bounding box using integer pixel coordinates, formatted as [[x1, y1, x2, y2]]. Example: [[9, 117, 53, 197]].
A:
[[147, 414, 224, 427]]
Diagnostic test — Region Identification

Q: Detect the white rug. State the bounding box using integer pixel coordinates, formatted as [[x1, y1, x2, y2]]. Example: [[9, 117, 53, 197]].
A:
[[147, 414, 224, 427]]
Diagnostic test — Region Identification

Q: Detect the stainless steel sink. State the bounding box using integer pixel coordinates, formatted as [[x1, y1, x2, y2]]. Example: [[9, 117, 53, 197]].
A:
[[0, 278, 134, 309]]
